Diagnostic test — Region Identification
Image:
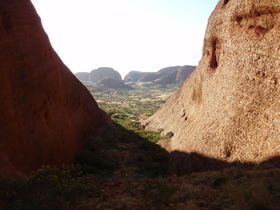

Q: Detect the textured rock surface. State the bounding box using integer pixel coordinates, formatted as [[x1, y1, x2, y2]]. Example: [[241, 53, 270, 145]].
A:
[[144, 0, 280, 174], [0, 153, 25, 178], [90, 67, 122, 83], [0, 0, 109, 177]]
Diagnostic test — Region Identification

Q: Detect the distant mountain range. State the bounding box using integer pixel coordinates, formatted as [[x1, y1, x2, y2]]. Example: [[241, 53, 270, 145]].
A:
[[75, 67, 122, 83], [75, 67, 128, 89], [98, 78, 133, 90], [75, 65, 196, 89], [125, 65, 196, 87]]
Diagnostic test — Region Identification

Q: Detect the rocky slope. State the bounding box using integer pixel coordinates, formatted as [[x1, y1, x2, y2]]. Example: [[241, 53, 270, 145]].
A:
[[157, 66, 181, 75], [176, 65, 196, 85], [0, 0, 109, 177], [137, 66, 180, 83], [124, 71, 152, 82], [144, 0, 280, 174], [98, 78, 133, 90], [125, 65, 195, 87], [90, 67, 122, 83]]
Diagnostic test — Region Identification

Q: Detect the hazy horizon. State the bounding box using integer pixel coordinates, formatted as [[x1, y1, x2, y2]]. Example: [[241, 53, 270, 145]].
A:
[[31, 0, 218, 77]]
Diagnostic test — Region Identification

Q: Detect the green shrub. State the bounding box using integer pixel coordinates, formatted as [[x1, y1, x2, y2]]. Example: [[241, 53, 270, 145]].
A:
[[0, 165, 99, 210], [165, 131, 174, 138], [141, 178, 190, 209]]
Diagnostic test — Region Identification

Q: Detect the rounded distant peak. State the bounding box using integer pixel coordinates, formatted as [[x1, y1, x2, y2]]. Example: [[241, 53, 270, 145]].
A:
[[157, 66, 180, 75], [95, 67, 115, 71], [90, 67, 122, 83]]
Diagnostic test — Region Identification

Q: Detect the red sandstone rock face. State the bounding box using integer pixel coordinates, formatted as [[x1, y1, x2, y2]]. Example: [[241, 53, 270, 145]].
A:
[[0, 0, 109, 177], [145, 0, 280, 174], [0, 153, 25, 179]]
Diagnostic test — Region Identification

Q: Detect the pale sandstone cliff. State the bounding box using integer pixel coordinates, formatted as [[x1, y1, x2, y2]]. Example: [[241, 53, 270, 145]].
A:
[[144, 0, 280, 174]]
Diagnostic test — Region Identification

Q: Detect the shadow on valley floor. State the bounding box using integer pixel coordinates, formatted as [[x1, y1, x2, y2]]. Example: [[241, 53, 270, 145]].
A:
[[169, 151, 280, 176], [1, 122, 280, 209], [76, 122, 170, 178], [78, 121, 280, 178]]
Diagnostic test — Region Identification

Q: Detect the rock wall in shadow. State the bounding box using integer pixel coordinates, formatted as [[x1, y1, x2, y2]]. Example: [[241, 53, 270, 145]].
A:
[[0, 0, 110, 177]]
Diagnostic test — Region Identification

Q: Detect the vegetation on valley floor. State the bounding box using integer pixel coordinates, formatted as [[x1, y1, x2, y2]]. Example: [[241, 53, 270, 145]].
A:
[[1, 86, 280, 209], [89, 84, 177, 118]]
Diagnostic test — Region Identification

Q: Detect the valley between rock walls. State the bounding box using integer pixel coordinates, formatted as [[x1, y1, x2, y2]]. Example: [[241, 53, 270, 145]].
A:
[[0, 0, 280, 209]]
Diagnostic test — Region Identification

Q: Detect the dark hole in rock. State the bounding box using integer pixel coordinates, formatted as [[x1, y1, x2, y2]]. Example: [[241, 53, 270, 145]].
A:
[[256, 71, 266, 77], [255, 11, 261, 17], [225, 150, 231, 158], [272, 77, 278, 85], [248, 25, 254, 29], [223, 0, 229, 6], [255, 25, 268, 35], [236, 16, 243, 24], [210, 38, 219, 70]]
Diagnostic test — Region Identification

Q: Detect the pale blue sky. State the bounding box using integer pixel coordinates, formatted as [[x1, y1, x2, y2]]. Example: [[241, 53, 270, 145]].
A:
[[31, 0, 219, 77]]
